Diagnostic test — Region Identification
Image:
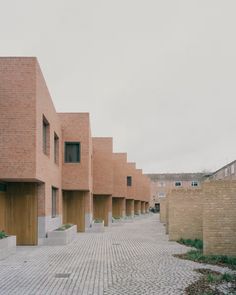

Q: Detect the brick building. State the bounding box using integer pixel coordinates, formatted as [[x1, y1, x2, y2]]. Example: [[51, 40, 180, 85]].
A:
[[146, 173, 207, 209], [0, 57, 151, 245]]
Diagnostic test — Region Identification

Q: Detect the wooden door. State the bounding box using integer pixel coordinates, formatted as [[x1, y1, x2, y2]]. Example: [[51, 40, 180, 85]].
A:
[[6, 183, 37, 245], [93, 196, 109, 226], [63, 191, 85, 232], [0, 192, 6, 231], [112, 198, 122, 218], [126, 199, 133, 216]]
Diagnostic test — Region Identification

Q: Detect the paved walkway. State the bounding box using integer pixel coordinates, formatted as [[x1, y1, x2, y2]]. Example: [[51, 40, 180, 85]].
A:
[[0, 214, 228, 295]]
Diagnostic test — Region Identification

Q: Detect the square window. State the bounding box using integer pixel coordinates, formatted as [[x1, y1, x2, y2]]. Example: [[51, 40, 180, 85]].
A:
[[65, 142, 80, 163], [127, 176, 132, 186], [175, 181, 182, 187], [191, 181, 199, 187]]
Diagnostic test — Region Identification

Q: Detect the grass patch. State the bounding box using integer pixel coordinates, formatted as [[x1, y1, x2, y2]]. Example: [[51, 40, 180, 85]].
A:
[[93, 219, 104, 223], [0, 231, 8, 239], [185, 268, 236, 295], [56, 223, 74, 231], [178, 238, 203, 250], [174, 250, 236, 270]]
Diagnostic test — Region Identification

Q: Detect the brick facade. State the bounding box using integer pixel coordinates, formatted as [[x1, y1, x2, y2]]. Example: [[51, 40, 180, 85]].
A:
[[0, 57, 151, 245], [168, 189, 203, 241], [203, 181, 236, 256]]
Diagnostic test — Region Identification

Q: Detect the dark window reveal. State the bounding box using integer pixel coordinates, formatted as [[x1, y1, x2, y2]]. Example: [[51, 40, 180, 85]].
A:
[[0, 183, 7, 192], [65, 142, 80, 163], [127, 176, 132, 186], [54, 133, 59, 164], [43, 115, 50, 155], [52, 187, 57, 218]]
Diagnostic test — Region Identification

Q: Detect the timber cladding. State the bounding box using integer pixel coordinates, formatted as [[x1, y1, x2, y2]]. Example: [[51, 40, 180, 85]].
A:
[[126, 199, 134, 216], [0, 191, 6, 231], [168, 188, 203, 241], [112, 198, 124, 218], [203, 181, 236, 256], [5, 183, 38, 245], [63, 191, 85, 232], [93, 195, 111, 226], [134, 200, 141, 214]]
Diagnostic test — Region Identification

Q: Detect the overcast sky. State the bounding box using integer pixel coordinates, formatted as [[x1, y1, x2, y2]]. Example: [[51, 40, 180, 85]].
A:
[[1, 1, 236, 173]]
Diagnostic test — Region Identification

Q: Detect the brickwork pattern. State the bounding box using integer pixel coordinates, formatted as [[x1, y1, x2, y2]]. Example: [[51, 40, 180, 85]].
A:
[[168, 189, 203, 241], [159, 198, 167, 223], [203, 181, 236, 256]]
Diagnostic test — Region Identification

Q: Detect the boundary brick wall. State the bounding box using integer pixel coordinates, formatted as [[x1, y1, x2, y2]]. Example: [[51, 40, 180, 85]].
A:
[[203, 181, 236, 256], [168, 189, 203, 241], [159, 198, 167, 223]]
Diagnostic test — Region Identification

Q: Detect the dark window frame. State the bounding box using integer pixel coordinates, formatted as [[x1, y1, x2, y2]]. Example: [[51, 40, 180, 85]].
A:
[[127, 176, 132, 186], [42, 115, 50, 156], [64, 142, 81, 163], [54, 132, 59, 164], [175, 181, 182, 187], [51, 187, 58, 218]]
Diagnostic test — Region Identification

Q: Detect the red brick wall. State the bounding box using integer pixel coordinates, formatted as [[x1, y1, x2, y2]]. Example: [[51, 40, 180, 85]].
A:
[[0, 57, 37, 180], [59, 113, 92, 191], [126, 163, 136, 200], [93, 137, 113, 195], [112, 153, 127, 198]]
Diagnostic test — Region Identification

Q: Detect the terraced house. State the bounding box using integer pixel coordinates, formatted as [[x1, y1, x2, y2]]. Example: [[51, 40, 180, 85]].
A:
[[0, 57, 151, 246]]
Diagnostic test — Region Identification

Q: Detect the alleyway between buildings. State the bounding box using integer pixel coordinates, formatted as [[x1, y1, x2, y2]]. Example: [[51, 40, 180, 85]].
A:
[[0, 215, 228, 295]]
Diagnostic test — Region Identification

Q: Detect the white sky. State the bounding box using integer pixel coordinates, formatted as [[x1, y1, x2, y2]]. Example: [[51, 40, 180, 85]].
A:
[[1, 1, 236, 173]]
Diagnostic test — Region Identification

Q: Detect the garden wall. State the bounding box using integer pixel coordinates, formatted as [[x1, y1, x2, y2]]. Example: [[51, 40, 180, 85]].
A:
[[168, 189, 203, 241], [203, 181, 236, 256]]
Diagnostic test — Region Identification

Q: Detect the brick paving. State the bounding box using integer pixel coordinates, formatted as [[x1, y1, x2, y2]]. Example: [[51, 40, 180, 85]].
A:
[[0, 214, 229, 295]]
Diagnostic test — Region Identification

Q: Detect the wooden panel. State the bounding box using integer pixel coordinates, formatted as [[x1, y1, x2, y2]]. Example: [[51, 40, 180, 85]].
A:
[[112, 198, 123, 218], [126, 199, 134, 216], [141, 202, 145, 213], [6, 183, 37, 245], [63, 191, 85, 232], [0, 192, 6, 231], [93, 196, 109, 226], [134, 200, 141, 214]]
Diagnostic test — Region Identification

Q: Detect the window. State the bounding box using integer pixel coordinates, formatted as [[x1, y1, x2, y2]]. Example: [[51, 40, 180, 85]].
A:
[[127, 176, 132, 186], [158, 192, 165, 198], [191, 181, 199, 187], [65, 142, 80, 163], [231, 164, 235, 175], [175, 181, 182, 187], [54, 133, 59, 164], [158, 181, 165, 187], [42, 115, 50, 155], [52, 187, 58, 218], [0, 183, 6, 192]]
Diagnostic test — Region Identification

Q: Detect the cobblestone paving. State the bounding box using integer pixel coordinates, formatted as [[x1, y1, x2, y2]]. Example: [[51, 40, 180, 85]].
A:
[[0, 215, 229, 295]]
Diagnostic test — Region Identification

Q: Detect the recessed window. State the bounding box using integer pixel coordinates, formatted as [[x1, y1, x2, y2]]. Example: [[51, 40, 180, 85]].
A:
[[0, 183, 6, 192], [175, 181, 182, 187], [65, 142, 80, 163], [54, 133, 59, 164], [191, 181, 199, 187], [52, 187, 58, 218], [127, 176, 132, 186], [42, 115, 50, 155]]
